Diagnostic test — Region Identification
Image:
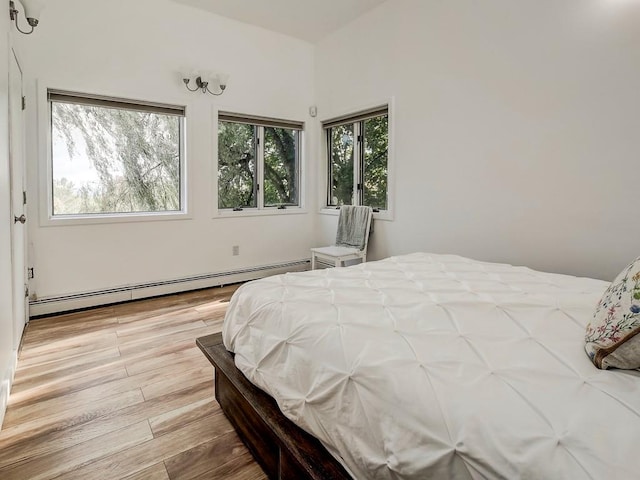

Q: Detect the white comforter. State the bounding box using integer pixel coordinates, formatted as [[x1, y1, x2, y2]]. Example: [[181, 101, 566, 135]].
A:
[[222, 253, 640, 479]]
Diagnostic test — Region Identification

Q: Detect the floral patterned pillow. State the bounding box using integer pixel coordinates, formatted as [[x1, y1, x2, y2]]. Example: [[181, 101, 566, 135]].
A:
[[585, 256, 640, 369]]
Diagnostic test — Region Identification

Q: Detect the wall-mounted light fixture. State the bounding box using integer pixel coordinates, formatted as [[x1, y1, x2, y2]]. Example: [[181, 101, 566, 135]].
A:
[[9, 0, 42, 35], [183, 72, 229, 96]]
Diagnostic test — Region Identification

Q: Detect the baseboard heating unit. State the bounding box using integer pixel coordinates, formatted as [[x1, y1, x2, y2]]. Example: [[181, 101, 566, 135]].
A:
[[29, 259, 309, 317]]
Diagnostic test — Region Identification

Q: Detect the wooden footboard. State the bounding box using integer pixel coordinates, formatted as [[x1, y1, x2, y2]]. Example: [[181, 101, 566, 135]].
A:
[[196, 333, 351, 480]]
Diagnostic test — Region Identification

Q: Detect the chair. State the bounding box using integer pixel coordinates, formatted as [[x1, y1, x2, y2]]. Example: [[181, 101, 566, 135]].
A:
[[311, 206, 373, 269]]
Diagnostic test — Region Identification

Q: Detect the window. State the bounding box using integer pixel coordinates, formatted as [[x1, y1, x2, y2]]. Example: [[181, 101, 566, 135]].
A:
[[324, 106, 389, 211], [49, 90, 185, 217], [218, 112, 303, 210]]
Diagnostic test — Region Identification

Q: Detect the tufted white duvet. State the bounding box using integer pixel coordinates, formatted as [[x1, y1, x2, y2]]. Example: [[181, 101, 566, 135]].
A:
[[223, 253, 640, 479]]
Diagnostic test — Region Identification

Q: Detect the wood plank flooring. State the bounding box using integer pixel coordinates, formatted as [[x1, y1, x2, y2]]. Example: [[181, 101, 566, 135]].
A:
[[0, 285, 267, 480]]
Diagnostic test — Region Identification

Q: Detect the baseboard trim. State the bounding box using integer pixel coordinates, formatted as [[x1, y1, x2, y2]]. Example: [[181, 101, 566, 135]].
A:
[[29, 259, 309, 317]]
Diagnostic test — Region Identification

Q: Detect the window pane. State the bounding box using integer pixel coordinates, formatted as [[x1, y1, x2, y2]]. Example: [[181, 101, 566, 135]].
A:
[[363, 115, 388, 210], [263, 127, 299, 207], [218, 121, 258, 209], [51, 102, 182, 215], [328, 125, 354, 206]]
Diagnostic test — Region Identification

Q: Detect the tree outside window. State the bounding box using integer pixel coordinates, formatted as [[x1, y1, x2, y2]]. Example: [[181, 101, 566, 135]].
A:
[[217, 122, 257, 209], [49, 91, 184, 217], [325, 108, 388, 211], [363, 115, 388, 210], [328, 124, 354, 207], [264, 127, 299, 207], [218, 114, 302, 210]]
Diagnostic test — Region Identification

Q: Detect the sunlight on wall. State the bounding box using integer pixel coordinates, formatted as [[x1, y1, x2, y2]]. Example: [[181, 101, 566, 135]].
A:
[[587, 0, 640, 35], [594, 0, 640, 12]]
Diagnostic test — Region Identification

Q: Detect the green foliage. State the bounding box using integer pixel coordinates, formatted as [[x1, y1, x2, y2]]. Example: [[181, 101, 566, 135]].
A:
[[329, 124, 354, 206], [328, 114, 388, 209], [52, 102, 181, 215], [52, 177, 83, 214], [218, 121, 299, 209], [217, 122, 257, 209], [363, 115, 388, 210], [264, 127, 298, 206]]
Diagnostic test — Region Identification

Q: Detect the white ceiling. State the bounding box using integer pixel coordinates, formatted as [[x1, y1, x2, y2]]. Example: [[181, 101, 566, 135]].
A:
[[172, 0, 388, 43]]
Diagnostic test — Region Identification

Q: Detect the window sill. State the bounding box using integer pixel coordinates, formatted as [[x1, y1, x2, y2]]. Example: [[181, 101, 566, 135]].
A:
[[215, 208, 308, 219], [319, 208, 394, 222], [41, 211, 191, 227]]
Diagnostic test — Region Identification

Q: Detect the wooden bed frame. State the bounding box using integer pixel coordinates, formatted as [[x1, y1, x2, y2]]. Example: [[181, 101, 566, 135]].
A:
[[196, 333, 351, 480]]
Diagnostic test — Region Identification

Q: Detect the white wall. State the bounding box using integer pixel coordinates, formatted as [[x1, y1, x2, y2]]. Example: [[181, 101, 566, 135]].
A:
[[315, 0, 640, 281], [15, 0, 640, 309], [18, 0, 317, 302]]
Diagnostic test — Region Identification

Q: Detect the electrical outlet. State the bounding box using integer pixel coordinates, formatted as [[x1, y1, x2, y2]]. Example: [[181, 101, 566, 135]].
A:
[[232, 245, 240, 256]]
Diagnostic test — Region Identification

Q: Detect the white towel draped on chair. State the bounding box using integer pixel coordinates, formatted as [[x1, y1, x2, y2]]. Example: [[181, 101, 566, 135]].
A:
[[335, 205, 371, 250], [311, 206, 373, 269]]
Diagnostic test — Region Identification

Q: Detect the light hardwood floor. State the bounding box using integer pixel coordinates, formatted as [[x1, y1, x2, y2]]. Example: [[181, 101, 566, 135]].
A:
[[0, 285, 267, 480]]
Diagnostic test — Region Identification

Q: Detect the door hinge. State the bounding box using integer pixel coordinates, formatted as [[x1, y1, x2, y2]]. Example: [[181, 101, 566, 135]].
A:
[[23, 190, 27, 205], [28, 267, 34, 279], [24, 285, 29, 298], [21, 96, 26, 110], [357, 135, 363, 143]]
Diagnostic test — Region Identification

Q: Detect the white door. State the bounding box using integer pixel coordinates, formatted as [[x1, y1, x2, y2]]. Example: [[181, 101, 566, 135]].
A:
[[9, 49, 27, 349]]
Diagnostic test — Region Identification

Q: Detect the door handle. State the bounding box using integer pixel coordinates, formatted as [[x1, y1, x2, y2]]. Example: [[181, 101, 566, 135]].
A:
[[14, 214, 26, 224]]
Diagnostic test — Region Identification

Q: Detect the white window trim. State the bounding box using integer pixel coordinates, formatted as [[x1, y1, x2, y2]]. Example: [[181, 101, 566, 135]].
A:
[[216, 207, 308, 219], [37, 80, 193, 227], [212, 107, 307, 218], [319, 97, 395, 222]]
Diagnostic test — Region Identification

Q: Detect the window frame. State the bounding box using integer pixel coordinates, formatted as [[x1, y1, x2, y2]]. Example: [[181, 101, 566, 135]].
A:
[[321, 102, 393, 221], [216, 111, 305, 216], [40, 87, 190, 226]]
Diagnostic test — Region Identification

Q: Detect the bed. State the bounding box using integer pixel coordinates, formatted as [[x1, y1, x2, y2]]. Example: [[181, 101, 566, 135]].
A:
[[200, 253, 640, 479]]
